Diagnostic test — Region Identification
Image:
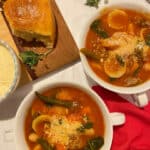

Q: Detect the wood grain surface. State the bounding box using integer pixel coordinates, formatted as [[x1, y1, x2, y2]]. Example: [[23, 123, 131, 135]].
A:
[[32, 0, 80, 77]]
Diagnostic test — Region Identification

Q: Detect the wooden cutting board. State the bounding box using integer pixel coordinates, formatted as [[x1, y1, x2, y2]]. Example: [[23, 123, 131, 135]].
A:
[[1, 0, 80, 80]]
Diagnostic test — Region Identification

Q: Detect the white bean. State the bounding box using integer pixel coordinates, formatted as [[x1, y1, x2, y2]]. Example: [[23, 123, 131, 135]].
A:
[[144, 63, 150, 71], [28, 133, 39, 142], [85, 128, 95, 136], [33, 144, 42, 150]]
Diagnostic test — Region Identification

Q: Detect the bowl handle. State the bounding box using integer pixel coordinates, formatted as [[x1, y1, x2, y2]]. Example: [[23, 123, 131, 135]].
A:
[[132, 92, 149, 107], [110, 112, 125, 126]]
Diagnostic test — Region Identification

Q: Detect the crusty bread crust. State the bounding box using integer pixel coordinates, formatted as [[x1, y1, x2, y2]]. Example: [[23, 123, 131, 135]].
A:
[[3, 0, 56, 48]]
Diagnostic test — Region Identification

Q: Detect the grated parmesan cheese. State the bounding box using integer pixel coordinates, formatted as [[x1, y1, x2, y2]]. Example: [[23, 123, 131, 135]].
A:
[[44, 115, 82, 146]]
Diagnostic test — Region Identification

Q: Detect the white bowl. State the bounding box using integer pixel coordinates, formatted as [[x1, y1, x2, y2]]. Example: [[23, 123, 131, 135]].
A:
[[80, 1, 150, 106], [15, 82, 125, 150], [0, 40, 21, 102]]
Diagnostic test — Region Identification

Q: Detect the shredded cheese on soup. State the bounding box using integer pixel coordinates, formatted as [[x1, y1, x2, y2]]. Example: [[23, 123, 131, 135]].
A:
[[44, 115, 82, 146]]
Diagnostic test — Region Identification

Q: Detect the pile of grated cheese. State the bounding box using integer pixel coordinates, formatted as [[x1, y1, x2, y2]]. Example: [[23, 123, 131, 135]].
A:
[[44, 115, 82, 146], [0, 45, 15, 96]]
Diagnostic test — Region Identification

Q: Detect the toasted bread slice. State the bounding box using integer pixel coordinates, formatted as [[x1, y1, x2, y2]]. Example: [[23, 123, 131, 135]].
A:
[[3, 0, 56, 48]]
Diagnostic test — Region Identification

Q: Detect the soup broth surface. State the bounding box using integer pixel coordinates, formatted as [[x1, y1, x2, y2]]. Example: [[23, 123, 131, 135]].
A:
[[82, 8, 150, 87], [25, 86, 105, 150]]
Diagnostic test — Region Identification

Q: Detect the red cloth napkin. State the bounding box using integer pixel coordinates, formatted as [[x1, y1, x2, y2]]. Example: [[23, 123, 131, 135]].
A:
[[92, 85, 150, 150]]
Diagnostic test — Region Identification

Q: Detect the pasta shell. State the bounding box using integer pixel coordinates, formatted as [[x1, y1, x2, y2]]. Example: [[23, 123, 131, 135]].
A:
[[32, 115, 51, 132], [104, 54, 126, 78], [28, 133, 39, 142]]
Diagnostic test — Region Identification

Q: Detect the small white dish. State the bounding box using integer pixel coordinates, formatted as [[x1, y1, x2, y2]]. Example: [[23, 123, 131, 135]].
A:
[[0, 40, 21, 102]]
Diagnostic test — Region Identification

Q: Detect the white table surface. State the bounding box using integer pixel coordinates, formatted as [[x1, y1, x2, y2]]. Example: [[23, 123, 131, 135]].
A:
[[0, 0, 150, 149]]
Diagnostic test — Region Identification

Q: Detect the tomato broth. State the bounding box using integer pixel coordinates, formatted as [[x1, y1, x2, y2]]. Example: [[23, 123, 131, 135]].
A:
[[82, 8, 150, 87], [25, 86, 105, 150]]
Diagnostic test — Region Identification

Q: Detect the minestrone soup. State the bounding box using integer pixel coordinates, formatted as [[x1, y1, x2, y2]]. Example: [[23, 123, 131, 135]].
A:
[[81, 8, 150, 87], [25, 86, 105, 150]]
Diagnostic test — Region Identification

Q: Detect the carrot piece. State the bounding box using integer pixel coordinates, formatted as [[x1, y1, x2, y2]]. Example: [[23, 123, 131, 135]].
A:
[[56, 89, 72, 101], [127, 23, 135, 35], [55, 144, 66, 150], [47, 106, 68, 115], [67, 114, 82, 121], [81, 106, 91, 115]]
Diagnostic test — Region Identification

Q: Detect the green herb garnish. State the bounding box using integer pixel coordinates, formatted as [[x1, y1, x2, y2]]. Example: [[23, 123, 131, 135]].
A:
[[90, 19, 108, 38], [134, 48, 143, 62], [109, 77, 117, 82], [97, 30, 108, 38], [90, 20, 101, 30], [145, 35, 150, 46], [116, 55, 125, 66], [132, 44, 144, 76], [85, 0, 100, 8], [84, 136, 104, 150], [84, 122, 93, 129], [20, 51, 42, 67], [77, 126, 85, 133], [77, 122, 93, 133], [37, 138, 54, 150], [133, 66, 141, 76], [20, 49, 52, 68]]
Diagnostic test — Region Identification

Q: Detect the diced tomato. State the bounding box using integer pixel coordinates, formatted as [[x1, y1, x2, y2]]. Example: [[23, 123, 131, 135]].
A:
[[81, 106, 91, 115], [67, 113, 82, 122]]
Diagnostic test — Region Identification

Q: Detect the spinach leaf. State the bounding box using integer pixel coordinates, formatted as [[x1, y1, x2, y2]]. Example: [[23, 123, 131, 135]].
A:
[[145, 34, 150, 46], [109, 77, 117, 82], [90, 20, 101, 30], [116, 55, 125, 66], [90, 19, 108, 38], [20, 51, 41, 67], [97, 30, 108, 38], [84, 122, 93, 129], [77, 126, 85, 133], [85, 0, 100, 8], [133, 66, 142, 76], [77, 122, 93, 133], [132, 44, 144, 76], [134, 48, 143, 62], [84, 136, 104, 150], [37, 138, 54, 150]]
